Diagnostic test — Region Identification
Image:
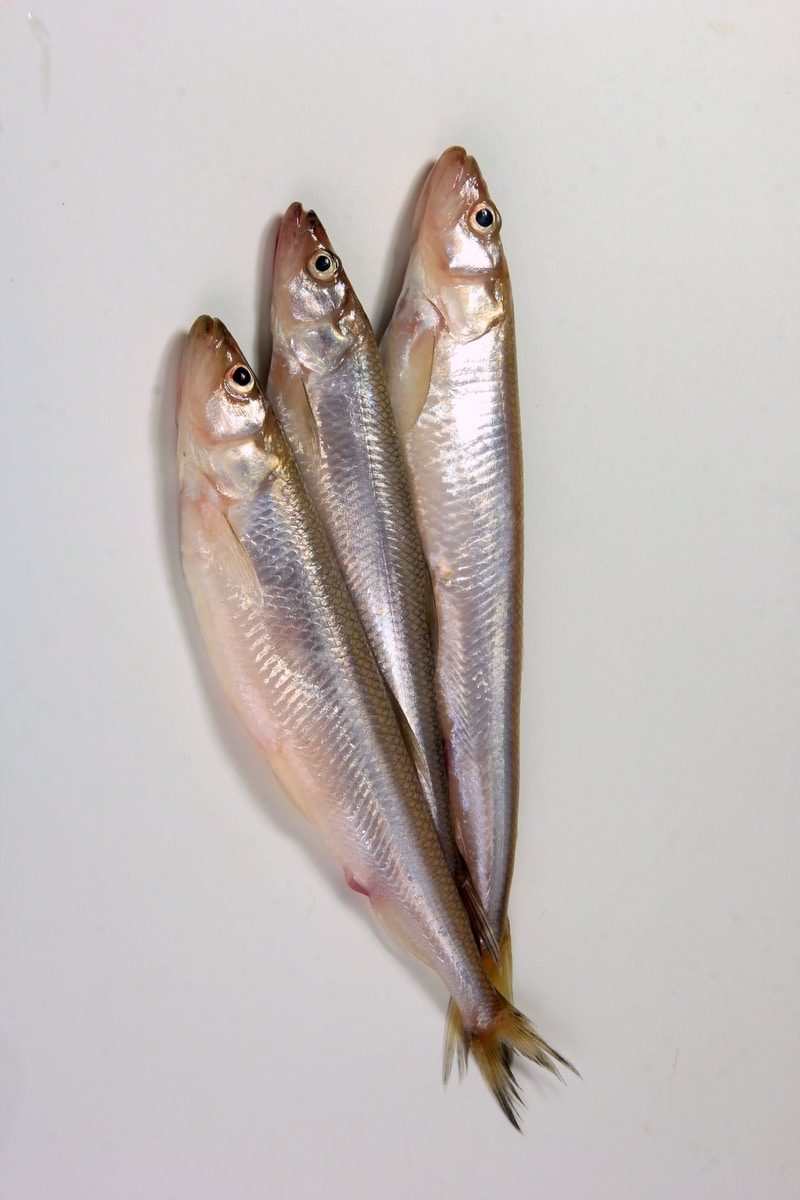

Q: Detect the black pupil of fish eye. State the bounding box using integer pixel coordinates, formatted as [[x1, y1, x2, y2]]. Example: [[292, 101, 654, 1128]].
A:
[[315, 254, 332, 273], [231, 367, 251, 388], [475, 207, 494, 228]]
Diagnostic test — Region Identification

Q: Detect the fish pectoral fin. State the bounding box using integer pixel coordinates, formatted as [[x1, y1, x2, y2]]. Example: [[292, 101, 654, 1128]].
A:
[[270, 367, 321, 462], [192, 498, 263, 609], [219, 515, 264, 608], [384, 314, 436, 440]]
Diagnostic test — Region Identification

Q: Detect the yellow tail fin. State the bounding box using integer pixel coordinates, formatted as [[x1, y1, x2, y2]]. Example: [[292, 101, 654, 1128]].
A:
[[444, 918, 514, 1082], [443, 992, 578, 1130]]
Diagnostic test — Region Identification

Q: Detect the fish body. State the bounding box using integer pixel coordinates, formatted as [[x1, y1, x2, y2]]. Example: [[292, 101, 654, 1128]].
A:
[[381, 148, 522, 989], [178, 317, 570, 1124], [268, 206, 454, 873]]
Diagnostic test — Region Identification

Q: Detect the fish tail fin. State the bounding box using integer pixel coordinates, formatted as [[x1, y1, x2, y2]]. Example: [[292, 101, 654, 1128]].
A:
[[445, 993, 579, 1130], [443, 914, 512, 1083]]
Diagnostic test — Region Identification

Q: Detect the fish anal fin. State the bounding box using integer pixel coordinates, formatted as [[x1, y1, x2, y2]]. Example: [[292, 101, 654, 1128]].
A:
[[386, 686, 427, 785], [491, 919, 514, 1003], [343, 869, 370, 898], [422, 558, 439, 659]]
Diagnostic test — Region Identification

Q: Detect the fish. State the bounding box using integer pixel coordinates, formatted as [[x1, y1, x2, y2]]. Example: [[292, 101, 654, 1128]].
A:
[[381, 148, 523, 1004], [268, 204, 483, 923], [177, 316, 573, 1126]]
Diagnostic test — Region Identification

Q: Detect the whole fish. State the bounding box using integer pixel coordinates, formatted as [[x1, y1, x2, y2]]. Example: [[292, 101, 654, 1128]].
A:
[[381, 148, 522, 1001], [269, 205, 476, 916], [178, 316, 571, 1125]]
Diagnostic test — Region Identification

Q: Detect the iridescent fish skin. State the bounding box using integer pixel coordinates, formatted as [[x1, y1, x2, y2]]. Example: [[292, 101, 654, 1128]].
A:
[[268, 205, 454, 872], [177, 317, 570, 1126], [381, 148, 523, 993]]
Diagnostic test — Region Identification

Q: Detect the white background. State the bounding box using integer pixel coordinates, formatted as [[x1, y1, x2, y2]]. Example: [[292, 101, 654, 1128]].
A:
[[1, 2, 798, 1196]]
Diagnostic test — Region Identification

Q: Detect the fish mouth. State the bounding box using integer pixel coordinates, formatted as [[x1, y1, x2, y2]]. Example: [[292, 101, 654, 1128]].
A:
[[274, 201, 304, 264], [187, 314, 224, 348], [180, 314, 226, 387]]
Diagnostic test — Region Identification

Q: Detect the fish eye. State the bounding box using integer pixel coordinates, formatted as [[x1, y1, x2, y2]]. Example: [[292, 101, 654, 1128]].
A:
[[469, 202, 500, 234], [225, 364, 255, 399], [308, 250, 338, 282]]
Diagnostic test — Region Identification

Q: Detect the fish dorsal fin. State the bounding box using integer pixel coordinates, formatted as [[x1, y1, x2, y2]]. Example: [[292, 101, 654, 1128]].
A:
[[383, 677, 429, 791], [459, 869, 500, 962]]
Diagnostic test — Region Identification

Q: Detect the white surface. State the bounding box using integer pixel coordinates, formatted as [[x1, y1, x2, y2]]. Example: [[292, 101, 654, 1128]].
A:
[[1, 1, 799, 1196]]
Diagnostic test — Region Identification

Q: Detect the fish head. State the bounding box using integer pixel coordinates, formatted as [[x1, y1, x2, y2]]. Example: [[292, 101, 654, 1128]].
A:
[[177, 316, 276, 501], [413, 146, 508, 341], [271, 203, 359, 374]]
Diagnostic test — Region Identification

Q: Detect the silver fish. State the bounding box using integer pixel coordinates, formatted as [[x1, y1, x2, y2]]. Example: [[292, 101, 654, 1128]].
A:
[[178, 316, 571, 1125], [381, 148, 523, 998], [268, 206, 459, 883]]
